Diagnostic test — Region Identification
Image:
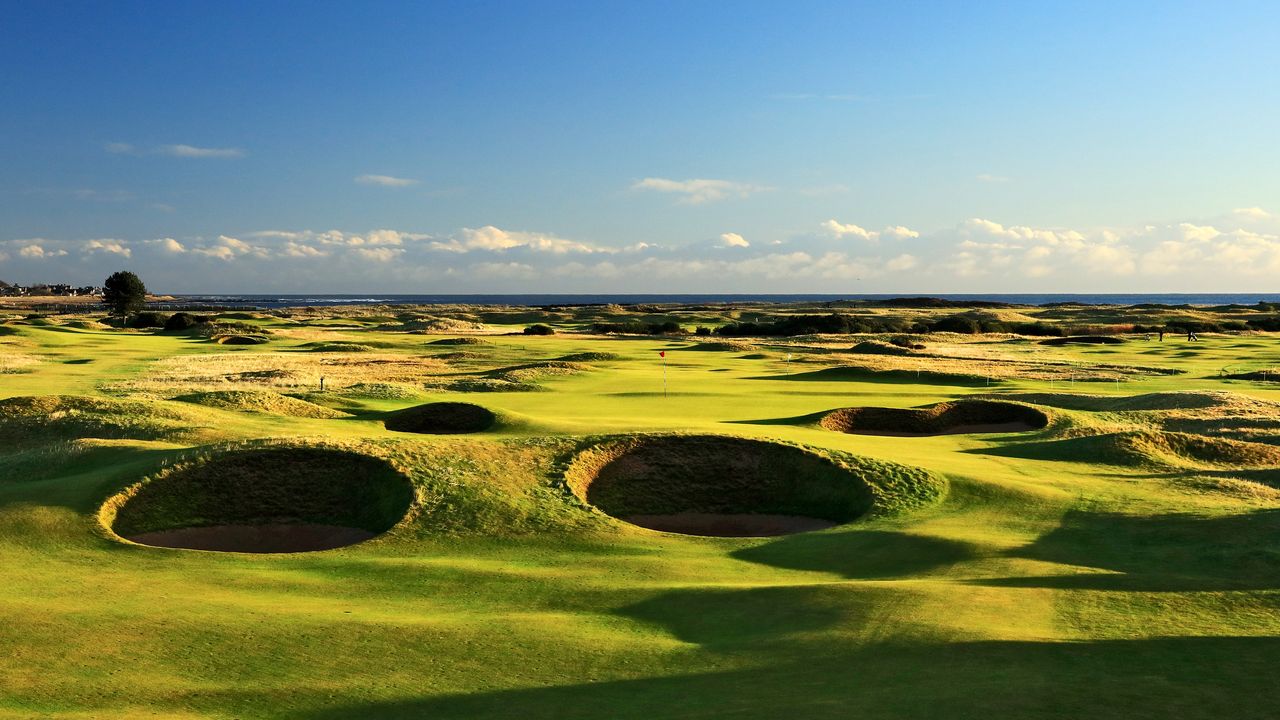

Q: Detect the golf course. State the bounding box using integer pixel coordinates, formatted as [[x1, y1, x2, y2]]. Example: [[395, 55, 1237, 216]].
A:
[[3, 299, 1280, 719]]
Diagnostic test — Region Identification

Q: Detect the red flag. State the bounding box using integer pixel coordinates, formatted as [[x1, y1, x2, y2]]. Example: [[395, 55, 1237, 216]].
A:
[[659, 351, 666, 358]]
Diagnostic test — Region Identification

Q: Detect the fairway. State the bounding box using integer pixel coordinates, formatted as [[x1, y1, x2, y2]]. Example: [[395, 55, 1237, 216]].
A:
[[3, 304, 1280, 719]]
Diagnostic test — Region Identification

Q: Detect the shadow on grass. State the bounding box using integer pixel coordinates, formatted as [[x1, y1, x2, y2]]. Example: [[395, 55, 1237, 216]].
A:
[[617, 584, 860, 648], [723, 410, 829, 427], [980, 508, 1280, 591], [285, 635, 1280, 719], [746, 366, 990, 386], [730, 529, 982, 580], [965, 434, 1142, 466]]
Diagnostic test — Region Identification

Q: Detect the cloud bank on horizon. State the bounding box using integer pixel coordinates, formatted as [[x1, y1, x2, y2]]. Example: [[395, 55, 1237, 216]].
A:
[[4, 207, 1277, 294]]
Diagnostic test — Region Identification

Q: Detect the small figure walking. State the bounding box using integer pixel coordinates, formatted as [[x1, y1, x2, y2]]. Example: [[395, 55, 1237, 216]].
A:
[[1158, 330, 1164, 342], [1187, 330, 1198, 342]]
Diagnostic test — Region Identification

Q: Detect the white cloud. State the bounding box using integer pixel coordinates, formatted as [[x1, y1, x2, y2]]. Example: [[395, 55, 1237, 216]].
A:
[[14, 209, 1280, 292], [1233, 207, 1271, 220], [105, 142, 244, 158], [351, 247, 404, 262], [355, 174, 419, 187], [83, 239, 131, 257], [250, 230, 312, 240], [1178, 223, 1221, 242], [283, 242, 328, 258], [881, 225, 920, 240], [359, 229, 416, 245], [159, 144, 244, 158], [432, 226, 598, 254], [822, 220, 918, 242], [191, 235, 267, 261], [632, 177, 768, 205], [19, 244, 67, 259], [822, 219, 875, 240]]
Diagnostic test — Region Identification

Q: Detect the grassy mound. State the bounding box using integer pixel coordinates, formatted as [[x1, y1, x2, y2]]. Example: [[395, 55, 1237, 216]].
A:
[[103, 446, 415, 552], [491, 361, 590, 383], [775, 365, 993, 385], [849, 340, 917, 356], [173, 390, 347, 419], [426, 337, 491, 346], [987, 390, 1280, 414], [822, 399, 1049, 436], [1222, 369, 1280, 382], [384, 402, 496, 434], [0, 395, 212, 448], [557, 351, 621, 362], [305, 342, 375, 352], [981, 430, 1280, 470], [338, 383, 424, 400], [564, 435, 945, 535], [66, 320, 109, 330], [683, 341, 753, 352]]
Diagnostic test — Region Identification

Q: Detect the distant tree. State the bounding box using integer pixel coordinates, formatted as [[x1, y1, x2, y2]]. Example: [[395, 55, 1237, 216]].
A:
[[523, 324, 555, 335], [102, 271, 147, 316]]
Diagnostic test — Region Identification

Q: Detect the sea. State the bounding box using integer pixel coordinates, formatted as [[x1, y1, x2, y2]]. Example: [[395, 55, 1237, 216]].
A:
[[168, 293, 1280, 309]]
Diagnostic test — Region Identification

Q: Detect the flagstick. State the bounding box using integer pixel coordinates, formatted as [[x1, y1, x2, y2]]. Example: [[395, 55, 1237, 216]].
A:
[[663, 353, 667, 398]]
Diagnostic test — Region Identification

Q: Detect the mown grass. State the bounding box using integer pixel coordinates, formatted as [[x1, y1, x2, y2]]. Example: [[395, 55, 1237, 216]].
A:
[[1, 307, 1280, 719]]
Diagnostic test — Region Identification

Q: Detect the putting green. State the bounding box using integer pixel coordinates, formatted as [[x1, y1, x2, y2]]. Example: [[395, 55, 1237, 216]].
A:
[[2, 305, 1280, 719]]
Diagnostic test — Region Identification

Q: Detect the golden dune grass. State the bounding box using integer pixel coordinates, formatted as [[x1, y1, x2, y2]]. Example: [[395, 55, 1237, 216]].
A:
[[0, 351, 40, 374], [105, 351, 446, 395], [820, 350, 1159, 382]]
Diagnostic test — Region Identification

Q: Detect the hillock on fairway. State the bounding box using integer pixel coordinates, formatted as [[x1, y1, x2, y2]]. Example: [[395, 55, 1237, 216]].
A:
[[3, 299, 1280, 718], [384, 401, 497, 434]]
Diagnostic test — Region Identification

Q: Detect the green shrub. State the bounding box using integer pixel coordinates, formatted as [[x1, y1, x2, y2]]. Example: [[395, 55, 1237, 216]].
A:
[[164, 312, 210, 331], [127, 312, 168, 329]]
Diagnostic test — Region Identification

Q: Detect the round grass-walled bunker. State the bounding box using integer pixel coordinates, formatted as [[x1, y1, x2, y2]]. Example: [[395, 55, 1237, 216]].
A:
[[565, 435, 944, 537], [821, 399, 1049, 437], [104, 447, 415, 553], [384, 402, 496, 435]]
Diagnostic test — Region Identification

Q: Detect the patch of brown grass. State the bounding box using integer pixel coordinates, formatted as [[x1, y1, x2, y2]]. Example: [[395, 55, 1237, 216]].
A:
[[105, 351, 446, 395]]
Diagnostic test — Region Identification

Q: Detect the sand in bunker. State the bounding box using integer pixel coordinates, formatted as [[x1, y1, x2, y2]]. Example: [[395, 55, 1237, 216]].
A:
[[125, 524, 376, 553], [623, 513, 838, 537]]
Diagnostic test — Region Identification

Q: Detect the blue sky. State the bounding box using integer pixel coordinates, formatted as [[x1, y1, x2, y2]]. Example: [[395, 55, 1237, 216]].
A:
[[2, 0, 1279, 292]]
